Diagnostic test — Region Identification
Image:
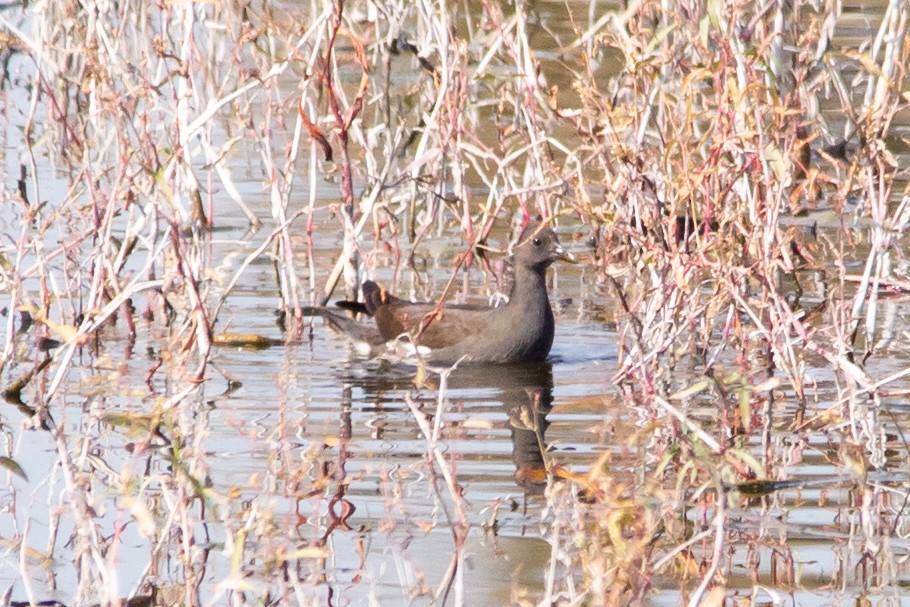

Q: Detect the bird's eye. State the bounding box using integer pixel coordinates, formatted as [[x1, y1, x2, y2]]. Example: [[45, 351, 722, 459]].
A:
[[532, 237, 542, 246]]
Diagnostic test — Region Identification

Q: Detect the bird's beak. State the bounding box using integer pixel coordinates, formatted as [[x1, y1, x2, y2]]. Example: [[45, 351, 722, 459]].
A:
[[554, 243, 576, 263]]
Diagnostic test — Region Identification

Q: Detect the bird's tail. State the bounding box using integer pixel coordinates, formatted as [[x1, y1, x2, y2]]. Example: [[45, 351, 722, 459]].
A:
[[361, 280, 389, 315]]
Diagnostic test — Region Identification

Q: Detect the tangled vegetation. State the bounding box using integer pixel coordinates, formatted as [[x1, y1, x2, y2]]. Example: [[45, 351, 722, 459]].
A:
[[1, 0, 908, 605]]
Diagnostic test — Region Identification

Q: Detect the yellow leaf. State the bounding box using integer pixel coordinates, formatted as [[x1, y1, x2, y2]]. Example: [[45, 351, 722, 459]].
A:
[[19, 305, 82, 344], [213, 333, 279, 348], [128, 498, 157, 539], [669, 380, 711, 400], [462, 417, 494, 430], [764, 142, 788, 182], [280, 546, 329, 560], [750, 377, 781, 392]]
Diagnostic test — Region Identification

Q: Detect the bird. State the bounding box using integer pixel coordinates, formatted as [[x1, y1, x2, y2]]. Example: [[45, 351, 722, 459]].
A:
[[319, 222, 575, 366]]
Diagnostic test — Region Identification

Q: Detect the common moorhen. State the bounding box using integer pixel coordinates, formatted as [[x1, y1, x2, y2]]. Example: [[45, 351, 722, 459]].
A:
[[323, 222, 574, 365]]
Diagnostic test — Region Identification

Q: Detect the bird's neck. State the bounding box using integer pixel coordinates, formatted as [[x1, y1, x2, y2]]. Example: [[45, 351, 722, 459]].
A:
[[507, 265, 548, 309]]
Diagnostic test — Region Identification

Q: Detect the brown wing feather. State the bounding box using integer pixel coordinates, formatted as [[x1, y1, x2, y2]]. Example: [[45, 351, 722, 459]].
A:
[[411, 307, 494, 349], [374, 303, 493, 349], [363, 280, 501, 348]]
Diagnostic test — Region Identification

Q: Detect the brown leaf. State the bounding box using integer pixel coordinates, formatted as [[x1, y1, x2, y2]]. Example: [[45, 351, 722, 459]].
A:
[[0, 456, 27, 481], [299, 105, 333, 162]]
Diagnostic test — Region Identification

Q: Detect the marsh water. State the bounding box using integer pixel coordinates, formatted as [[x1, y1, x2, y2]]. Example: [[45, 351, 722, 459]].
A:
[[3, 0, 910, 606]]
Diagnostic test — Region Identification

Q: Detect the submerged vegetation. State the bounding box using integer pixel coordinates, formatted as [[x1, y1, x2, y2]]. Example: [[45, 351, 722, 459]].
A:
[[1, 0, 909, 605]]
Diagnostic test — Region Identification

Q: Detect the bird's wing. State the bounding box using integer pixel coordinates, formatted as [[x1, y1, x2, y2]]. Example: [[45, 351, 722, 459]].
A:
[[375, 303, 495, 349]]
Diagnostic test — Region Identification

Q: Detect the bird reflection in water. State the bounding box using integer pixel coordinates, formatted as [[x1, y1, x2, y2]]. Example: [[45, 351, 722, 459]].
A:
[[497, 362, 554, 494], [444, 362, 554, 494], [336, 360, 556, 495]]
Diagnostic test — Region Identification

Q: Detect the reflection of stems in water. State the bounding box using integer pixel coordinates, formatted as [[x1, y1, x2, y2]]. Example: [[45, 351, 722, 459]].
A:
[[529, 387, 554, 481], [2, 356, 52, 422], [405, 366, 468, 605], [686, 488, 727, 607], [323, 385, 356, 541]]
